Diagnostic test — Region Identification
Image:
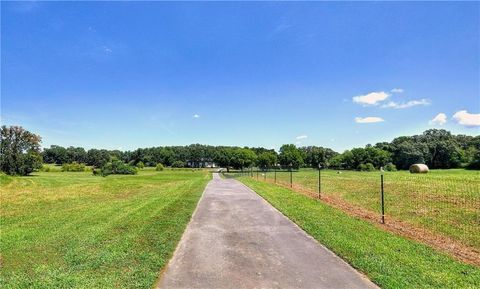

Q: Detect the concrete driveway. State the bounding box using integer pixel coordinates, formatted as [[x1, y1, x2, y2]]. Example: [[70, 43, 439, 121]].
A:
[[158, 173, 378, 289]]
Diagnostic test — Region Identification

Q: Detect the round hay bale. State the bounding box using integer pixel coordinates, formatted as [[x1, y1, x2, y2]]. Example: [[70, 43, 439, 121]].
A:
[[409, 163, 429, 173]]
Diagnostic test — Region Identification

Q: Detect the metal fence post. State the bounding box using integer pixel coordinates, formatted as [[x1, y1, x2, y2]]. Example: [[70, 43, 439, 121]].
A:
[[381, 173, 385, 224], [290, 168, 293, 188], [274, 167, 277, 183], [318, 164, 322, 199]]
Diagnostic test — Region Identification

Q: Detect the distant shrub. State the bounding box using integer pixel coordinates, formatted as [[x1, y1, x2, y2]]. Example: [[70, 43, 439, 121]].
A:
[[156, 163, 164, 171], [171, 160, 185, 168], [39, 165, 63, 172], [100, 160, 137, 176], [358, 163, 376, 171], [466, 152, 480, 170], [39, 165, 50, 172], [61, 162, 86, 172], [136, 161, 145, 169], [384, 163, 397, 171]]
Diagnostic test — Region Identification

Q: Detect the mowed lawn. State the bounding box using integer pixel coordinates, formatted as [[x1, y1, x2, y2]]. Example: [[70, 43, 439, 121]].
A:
[[239, 177, 480, 289], [265, 169, 480, 249], [0, 169, 210, 288]]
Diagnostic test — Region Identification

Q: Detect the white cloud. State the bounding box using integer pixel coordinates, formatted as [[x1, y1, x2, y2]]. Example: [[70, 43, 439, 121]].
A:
[[352, 91, 390, 106], [274, 23, 293, 33], [11, 1, 40, 13], [102, 46, 112, 53], [193, 114, 200, 119], [452, 110, 480, 127], [296, 134, 308, 140], [429, 113, 447, 126], [381, 99, 430, 109], [391, 88, 404, 93], [355, 117, 385, 123]]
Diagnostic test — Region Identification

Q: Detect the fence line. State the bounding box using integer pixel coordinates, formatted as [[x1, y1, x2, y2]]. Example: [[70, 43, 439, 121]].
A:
[[222, 168, 480, 251]]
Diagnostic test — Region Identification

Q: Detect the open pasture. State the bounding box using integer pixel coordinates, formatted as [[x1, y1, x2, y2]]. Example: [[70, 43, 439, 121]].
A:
[[260, 169, 480, 250], [0, 169, 210, 288]]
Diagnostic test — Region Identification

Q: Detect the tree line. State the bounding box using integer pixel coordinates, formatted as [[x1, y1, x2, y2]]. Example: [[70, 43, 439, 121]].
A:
[[1, 125, 479, 176]]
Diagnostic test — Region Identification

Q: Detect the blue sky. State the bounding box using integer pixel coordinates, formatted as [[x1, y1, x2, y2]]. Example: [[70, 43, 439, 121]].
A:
[[2, 1, 479, 152]]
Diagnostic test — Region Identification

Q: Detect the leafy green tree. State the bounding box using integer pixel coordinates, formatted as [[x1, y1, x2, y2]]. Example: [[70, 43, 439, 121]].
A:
[[171, 160, 185, 168], [257, 151, 277, 169], [213, 147, 233, 170], [66, 146, 87, 164], [300, 146, 338, 168], [231, 148, 257, 170], [278, 144, 304, 169], [467, 151, 480, 169], [42, 145, 68, 164], [86, 149, 111, 168], [420, 129, 462, 168], [391, 142, 426, 170], [0, 125, 43, 175]]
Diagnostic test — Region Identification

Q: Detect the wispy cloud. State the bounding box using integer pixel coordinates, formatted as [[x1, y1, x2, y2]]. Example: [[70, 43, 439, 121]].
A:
[[381, 99, 430, 109], [296, 134, 308, 140], [355, 116, 384, 123], [267, 22, 293, 40], [452, 110, 480, 127], [102, 46, 112, 53], [429, 113, 447, 126], [352, 91, 390, 106], [10, 1, 40, 13], [274, 23, 293, 34], [193, 114, 200, 119], [390, 88, 404, 93]]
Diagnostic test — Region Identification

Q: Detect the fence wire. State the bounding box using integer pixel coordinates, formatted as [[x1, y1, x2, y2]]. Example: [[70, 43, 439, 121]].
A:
[[223, 168, 480, 250]]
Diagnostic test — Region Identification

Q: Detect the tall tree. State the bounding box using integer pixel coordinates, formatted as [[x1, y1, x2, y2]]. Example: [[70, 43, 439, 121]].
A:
[[0, 126, 43, 175], [278, 144, 304, 169], [257, 151, 278, 169]]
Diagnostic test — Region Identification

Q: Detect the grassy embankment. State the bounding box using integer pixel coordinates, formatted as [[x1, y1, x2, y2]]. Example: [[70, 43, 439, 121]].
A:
[[0, 168, 210, 288], [239, 176, 480, 289]]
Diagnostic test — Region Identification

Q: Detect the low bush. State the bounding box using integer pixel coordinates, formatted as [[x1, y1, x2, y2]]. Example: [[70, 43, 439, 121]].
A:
[[61, 162, 86, 172], [100, 160, 137, 176], [39, 165, 50, 172], [136, 161, 145, 169], [171, 160, 185, 168], [156, 163, 164, 171], [358, 163, 376, 171], [384, 163, 397, 171]]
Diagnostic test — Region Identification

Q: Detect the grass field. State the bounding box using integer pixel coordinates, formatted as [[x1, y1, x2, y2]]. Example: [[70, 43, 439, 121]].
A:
[[0, 168, 210, 288], [238, 177, 480, 289], [257, 169, 480, 250]]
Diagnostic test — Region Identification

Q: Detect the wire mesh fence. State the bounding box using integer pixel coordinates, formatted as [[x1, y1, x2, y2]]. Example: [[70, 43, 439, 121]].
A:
[[222, 168, 480, 250]]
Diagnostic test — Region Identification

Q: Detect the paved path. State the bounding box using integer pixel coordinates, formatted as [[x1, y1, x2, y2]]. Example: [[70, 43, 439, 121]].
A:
[[158, 173, 378, 289]]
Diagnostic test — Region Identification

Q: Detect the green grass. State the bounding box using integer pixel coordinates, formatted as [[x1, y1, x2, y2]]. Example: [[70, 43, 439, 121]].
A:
[[259, 169, 480, 249], [238, 177, 480, 288], [0, 169, 210, 288]]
